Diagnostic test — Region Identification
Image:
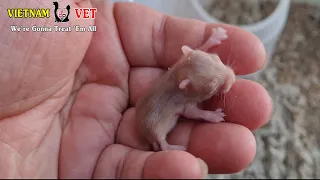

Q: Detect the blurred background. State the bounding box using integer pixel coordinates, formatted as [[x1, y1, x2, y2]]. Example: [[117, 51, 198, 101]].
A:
[[116, 0, 320, 178]]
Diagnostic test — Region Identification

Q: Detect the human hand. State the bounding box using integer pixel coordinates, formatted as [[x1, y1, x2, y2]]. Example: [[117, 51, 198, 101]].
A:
[[0, 0, 272, 178]]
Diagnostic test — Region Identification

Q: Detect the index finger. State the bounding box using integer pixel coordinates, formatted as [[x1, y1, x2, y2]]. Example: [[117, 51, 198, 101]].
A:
[[114, 2, 267, 75]]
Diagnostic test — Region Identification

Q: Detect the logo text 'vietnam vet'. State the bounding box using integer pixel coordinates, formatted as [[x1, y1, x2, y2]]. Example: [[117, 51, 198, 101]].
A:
[[74, 8, 97, 19], [7, 8, 50, 18]]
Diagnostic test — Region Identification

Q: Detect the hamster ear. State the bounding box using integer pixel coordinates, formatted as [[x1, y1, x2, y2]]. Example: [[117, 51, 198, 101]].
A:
[[181, 45, 193, 55], [179, 79, 191, 89]]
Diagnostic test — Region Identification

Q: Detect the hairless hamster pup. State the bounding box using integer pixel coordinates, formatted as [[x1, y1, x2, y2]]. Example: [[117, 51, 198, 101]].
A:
[[135, 27, 236, 152]]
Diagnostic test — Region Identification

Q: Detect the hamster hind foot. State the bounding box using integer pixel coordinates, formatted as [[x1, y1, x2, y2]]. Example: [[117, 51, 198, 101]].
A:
[[152, 139, 187, 151], [160, 140, 186, 151]]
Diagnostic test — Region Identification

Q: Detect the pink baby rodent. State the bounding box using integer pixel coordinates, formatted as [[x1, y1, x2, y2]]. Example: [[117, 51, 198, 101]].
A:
[[135, 27, 236, 152]]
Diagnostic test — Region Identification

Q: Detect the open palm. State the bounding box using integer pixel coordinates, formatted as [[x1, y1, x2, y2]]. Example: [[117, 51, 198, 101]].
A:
[[0, 0, 272, 178]]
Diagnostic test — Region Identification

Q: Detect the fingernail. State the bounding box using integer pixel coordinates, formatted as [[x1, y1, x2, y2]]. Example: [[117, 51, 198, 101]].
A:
[[197, 158, 208, 179]]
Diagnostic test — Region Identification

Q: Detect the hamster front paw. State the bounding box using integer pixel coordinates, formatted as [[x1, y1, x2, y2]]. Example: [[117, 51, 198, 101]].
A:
[[198, 27, 228, 51]]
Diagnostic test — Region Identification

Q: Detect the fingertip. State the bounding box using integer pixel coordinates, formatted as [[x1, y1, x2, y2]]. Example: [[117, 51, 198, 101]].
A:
[[143, 150, 205, 179], [249, 80, 273, 128], [229, 125, 257, 173], [245, 29, 268, 73], [233, 78, 273, 130], [207, 78, 273, 130], [189, 123, 256, 174]]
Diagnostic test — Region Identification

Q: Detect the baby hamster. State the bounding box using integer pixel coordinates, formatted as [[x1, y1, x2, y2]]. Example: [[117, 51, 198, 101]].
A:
[[135, 27, 236, 151]]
